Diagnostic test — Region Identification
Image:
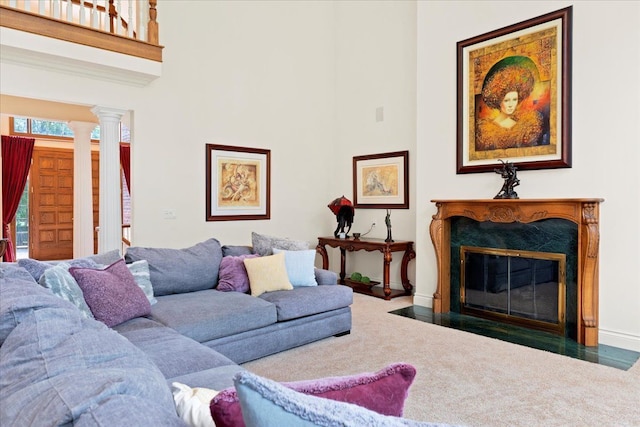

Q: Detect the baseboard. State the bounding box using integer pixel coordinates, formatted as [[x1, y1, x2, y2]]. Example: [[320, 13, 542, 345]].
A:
[[412, 293, 432, 308], [599, 328, 640, 352]]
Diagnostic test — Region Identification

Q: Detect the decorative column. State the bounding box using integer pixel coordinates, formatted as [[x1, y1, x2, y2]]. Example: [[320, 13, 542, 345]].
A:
[[91, 106, 126, 254], [68, 121, 97, 258]]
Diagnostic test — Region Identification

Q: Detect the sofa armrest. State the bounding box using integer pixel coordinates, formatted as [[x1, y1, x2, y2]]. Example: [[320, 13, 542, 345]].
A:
[[314, 268, 338, 286]]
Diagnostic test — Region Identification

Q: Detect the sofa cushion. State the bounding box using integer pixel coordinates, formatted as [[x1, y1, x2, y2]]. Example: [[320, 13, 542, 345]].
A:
[[259, 284, 353, 321], [243, 252, 293, 297], [251, 232, 309, 256], [38, 261, 96, 319], [149, 289, 277, 343], [233, 371, 436, 427], [70, 259, 151, 327], [211, 363, 416, 427], [18, 256, 105, 282], [0, 299, 180, 426], [113, 316, 238, 380], [86, 249, 123, 265], [0, 266, 73, 345], [217, 254, 259, 293], [273, 248, 318, 287], [125, 238, 223, 296], [169, 365, 247, 391], [73, 395, 186, 427], [314, 268, 338, 286], [222, 245, 253, 257]]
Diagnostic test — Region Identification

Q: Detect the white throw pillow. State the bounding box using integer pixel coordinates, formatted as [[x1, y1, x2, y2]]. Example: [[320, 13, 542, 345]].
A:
[[172, 382, 219, 427]]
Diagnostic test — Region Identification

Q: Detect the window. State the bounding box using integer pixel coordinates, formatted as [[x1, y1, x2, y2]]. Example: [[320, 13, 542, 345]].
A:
[[10, 117, 108, 141]]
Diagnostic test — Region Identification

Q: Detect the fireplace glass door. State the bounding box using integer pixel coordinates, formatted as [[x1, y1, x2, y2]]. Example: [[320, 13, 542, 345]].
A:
[[460, 246, 566, 335]]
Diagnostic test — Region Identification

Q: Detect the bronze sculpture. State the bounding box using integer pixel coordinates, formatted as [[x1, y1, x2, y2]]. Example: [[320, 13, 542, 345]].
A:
[[494, 160, 520, 199]]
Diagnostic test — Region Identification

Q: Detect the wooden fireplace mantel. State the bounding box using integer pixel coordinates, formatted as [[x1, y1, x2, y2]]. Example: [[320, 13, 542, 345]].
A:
[[429, 198, 604, 347]]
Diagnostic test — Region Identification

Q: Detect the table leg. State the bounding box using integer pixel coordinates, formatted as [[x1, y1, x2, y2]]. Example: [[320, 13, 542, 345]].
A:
[[316, 244, 329, 269], [400, 246, 416, 294], [383, 249, 392, 298], [339, 247, 346, 284]]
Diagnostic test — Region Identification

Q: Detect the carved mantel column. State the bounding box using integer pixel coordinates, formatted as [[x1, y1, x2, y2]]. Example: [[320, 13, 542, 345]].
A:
[[429, 198, 604, 347]]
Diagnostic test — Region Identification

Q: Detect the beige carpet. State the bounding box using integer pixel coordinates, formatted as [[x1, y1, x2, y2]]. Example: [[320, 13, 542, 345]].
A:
[[243, 293, 640, 426]]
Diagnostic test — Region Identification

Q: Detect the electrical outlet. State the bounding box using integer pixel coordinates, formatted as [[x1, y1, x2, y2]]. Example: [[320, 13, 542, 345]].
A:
[[163, 209, 177, 220]]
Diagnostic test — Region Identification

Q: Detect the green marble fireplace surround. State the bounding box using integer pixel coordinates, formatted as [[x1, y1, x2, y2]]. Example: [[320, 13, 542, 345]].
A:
[[430, 198, 603, 347], [451, 217, 578, 339]]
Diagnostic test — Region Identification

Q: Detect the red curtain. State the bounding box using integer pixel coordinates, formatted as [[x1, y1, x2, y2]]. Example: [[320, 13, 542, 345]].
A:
[[120, 143, 131, 192], [2, 135, 35, 262]]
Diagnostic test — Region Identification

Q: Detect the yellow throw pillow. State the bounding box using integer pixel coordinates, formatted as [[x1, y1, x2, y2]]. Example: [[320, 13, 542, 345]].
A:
[[244, 252, 293, 297]]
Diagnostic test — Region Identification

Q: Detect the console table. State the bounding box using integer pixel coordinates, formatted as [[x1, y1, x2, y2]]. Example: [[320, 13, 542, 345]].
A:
[[316, 236, 415, 300]]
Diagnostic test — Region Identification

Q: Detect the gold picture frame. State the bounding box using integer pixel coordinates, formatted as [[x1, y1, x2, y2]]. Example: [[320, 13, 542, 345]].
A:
[[353, 150, 409, 209], [206, 144, 270, 221], [457, 6, 572, 173]]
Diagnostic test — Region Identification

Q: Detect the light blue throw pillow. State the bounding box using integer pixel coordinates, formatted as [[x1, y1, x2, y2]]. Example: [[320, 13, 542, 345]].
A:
[[234, 371, 447, 427], [126, 260, 158, 305], [272, 248, 318, 287], [38, 262, 95, 319]]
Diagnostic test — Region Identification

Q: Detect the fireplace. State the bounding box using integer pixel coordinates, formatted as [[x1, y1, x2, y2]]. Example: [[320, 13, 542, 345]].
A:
[[429, 198, 603, 347]]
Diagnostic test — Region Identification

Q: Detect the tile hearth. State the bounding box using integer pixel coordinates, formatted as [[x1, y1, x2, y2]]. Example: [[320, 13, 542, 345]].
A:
[[389, 305, 639, 371]]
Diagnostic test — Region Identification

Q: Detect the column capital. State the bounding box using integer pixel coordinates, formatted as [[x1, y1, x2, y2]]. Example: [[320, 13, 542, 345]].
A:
[[67, 121, 98, 138], [91, 106, 127, 123]]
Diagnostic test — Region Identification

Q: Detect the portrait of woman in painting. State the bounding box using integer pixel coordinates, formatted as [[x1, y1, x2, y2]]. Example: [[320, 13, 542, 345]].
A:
[[475, 56, 550, 151]]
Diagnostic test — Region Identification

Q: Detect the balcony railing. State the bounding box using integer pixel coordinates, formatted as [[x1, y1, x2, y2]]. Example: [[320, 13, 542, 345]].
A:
[[0, 0, 162, 61]]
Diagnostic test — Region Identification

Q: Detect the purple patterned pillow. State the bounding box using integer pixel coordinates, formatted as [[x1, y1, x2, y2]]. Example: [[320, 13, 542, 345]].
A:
[[217, 254, 259, 293], [210, 363, 416, 427], [69, 259, 151, 327]]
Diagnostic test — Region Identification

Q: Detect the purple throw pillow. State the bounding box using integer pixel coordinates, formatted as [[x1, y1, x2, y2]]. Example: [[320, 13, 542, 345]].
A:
[[210, 363, 416, 427], [69, 259, 151, 327], [217, 254, 259, 293]]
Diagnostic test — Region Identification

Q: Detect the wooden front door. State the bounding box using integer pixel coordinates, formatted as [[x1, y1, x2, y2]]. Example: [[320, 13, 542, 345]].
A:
[[29, 147, 74, 260]]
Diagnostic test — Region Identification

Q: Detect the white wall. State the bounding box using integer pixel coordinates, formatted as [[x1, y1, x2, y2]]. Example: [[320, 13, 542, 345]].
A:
[[332, 1, 417, 284], [128, 0, 336, 248], [416, 0, 640, 351]]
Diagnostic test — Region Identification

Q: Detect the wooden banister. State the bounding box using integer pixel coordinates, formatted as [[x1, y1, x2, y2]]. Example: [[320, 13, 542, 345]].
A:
[[0, 1, 163, 62]]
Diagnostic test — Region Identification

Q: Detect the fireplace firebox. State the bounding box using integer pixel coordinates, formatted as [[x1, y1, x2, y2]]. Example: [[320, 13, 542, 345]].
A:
[[461, 246, 566, 335]]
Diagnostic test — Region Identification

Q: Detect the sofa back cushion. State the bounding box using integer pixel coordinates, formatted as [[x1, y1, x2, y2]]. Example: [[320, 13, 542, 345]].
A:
[[125, 238, 223, 296], [0, 265, 72, 345]]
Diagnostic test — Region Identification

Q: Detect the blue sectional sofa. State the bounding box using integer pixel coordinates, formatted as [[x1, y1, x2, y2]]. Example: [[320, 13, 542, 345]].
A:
[[0, 237, 353, 426]]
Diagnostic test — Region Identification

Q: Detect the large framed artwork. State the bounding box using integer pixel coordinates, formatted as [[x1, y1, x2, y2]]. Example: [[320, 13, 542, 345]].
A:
[[457, 6, 572, 174], [353, 150, 409, 209], [206, 144, 270, 221]]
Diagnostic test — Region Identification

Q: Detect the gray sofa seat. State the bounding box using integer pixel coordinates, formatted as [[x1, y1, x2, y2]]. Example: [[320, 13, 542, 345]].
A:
[[203, 307, 352, 364], [149, 289, 277, 343], [113, 316, 238, 380], [259, 284, 353, 321]]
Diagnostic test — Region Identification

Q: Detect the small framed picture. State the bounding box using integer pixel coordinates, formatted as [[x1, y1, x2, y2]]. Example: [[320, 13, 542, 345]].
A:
[[353, 150, 409, 209], [206, 144, 270, 221], [457, 6, 572, 173]]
